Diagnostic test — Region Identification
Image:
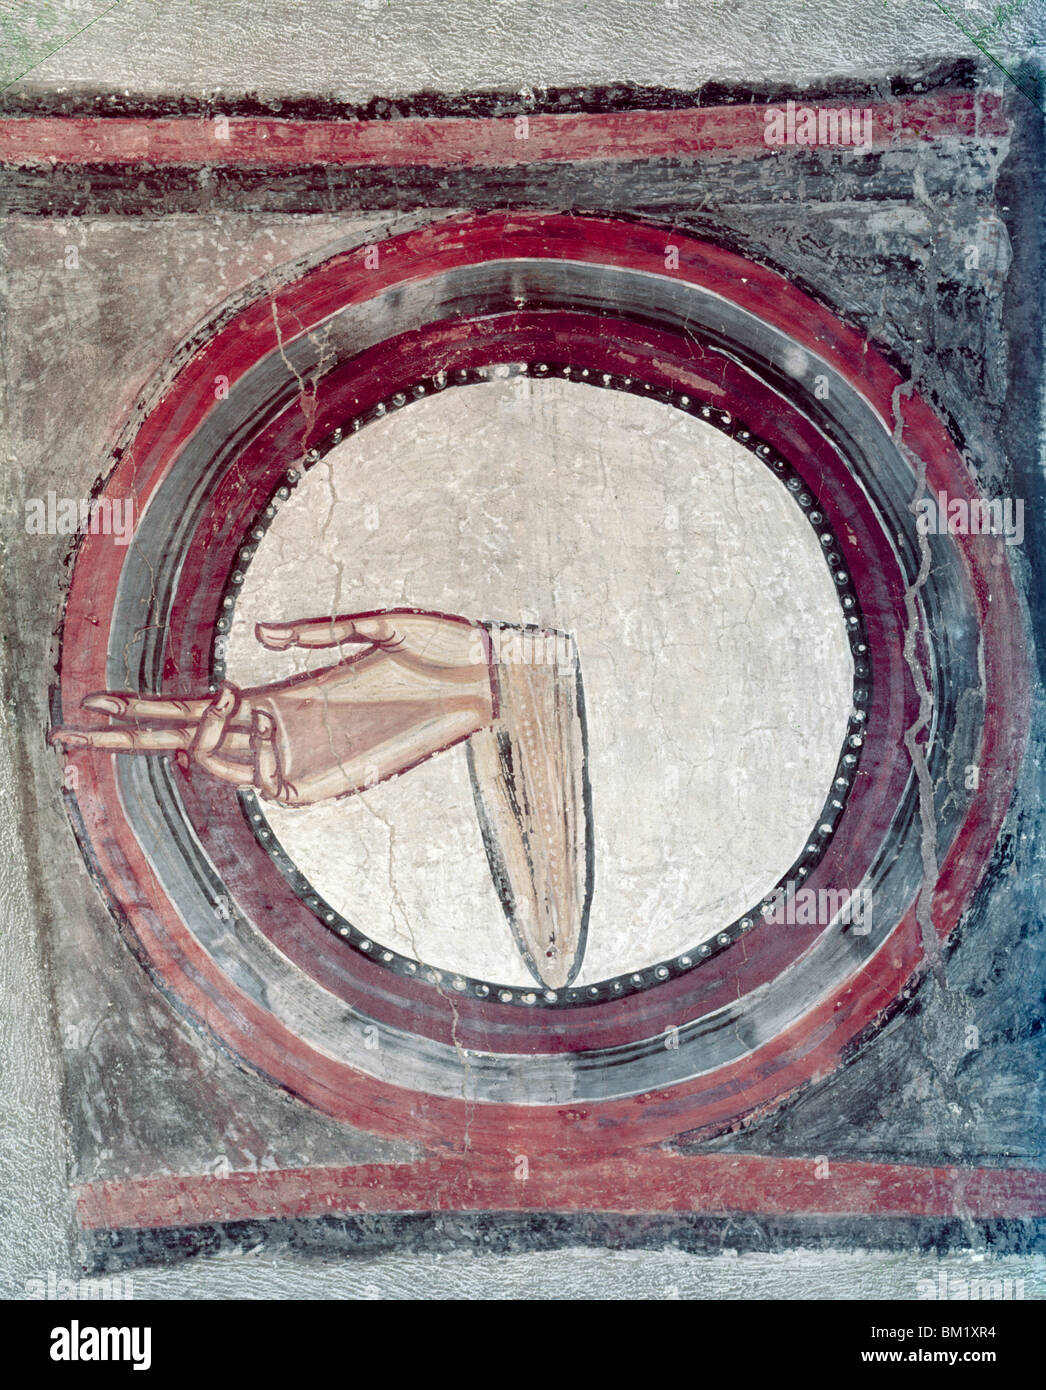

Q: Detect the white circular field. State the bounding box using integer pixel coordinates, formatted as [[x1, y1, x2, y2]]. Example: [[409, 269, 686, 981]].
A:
[[227, 376, 853, 986]]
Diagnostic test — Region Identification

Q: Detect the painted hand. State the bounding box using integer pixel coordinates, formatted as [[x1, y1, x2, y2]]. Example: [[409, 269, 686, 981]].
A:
[[50, 609, 497, 807]]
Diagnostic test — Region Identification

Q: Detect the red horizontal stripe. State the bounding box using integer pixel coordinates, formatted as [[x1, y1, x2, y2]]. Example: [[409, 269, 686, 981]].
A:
[[0, 93, 1007, 168], [75, 1155, 1046, 1230]]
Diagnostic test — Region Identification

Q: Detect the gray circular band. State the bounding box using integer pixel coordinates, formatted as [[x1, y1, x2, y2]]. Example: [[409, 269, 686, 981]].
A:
[[106, 256, 980, 1103]]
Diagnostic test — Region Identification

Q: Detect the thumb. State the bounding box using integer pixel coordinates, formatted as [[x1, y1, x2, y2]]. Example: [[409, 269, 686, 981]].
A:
[[255, 614, 396, 651]]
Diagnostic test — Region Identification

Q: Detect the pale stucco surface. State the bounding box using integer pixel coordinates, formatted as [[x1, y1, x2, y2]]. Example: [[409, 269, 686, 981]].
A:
[[229, 381, 853, 987]]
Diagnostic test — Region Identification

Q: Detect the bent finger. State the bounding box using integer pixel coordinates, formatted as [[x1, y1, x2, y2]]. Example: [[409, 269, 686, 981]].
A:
[[190, 683, 240, 762], [189, 750, 255, 786], [251, 709, 283, 800]]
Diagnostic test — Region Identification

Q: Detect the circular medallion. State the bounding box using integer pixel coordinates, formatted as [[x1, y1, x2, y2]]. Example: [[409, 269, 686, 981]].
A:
[[54, 212, 1028, 1155]]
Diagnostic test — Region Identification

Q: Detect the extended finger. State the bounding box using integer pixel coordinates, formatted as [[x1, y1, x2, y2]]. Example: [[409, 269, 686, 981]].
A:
[[255, 614, 395, 651], [50, 725, 252, 754], [82, 692, 213, 722], [50, 726, 194, 752]]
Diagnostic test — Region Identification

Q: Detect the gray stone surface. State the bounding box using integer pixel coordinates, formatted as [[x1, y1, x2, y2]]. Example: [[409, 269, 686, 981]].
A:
[[0, 0, 1041, 98]]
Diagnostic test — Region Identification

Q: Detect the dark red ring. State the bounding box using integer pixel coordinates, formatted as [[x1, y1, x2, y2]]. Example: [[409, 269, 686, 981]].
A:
[[57, 213, 1028, 1152]]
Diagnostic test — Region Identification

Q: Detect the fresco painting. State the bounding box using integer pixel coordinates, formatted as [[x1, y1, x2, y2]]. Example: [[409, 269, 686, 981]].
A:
[[0, 24, 1042, 1308]]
